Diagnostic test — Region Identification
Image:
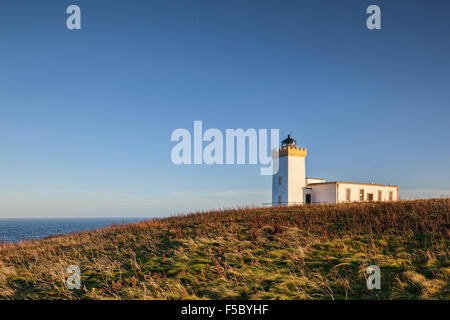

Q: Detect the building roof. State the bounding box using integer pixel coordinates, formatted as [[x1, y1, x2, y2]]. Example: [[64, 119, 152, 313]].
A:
[[307, 181, 399, 188]]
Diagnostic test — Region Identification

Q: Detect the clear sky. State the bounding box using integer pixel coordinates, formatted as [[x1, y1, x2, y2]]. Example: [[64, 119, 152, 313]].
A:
[[1, 0, 449, 218]]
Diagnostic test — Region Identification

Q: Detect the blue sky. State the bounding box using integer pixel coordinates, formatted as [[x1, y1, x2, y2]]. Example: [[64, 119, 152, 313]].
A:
[[0, 0, 449, 217]]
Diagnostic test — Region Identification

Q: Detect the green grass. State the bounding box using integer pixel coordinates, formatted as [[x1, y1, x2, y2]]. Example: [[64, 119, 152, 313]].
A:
[[0, 199, 449, 300]]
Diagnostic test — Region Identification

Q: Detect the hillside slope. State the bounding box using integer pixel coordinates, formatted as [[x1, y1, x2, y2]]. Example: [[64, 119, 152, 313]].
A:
[[0, 199, 449, 300]]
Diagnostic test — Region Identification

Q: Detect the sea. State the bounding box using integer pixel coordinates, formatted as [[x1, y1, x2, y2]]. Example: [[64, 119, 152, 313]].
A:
[[0, 218, 147, 243]]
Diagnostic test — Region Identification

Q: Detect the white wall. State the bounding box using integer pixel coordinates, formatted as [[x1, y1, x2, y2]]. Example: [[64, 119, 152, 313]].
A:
[[287, 156, 306, 204], [272, 156, 287, 204], [310, 183, 337, 204], [272, 155, 306, 205], [336, 183, 399, 203], [306, 178, 325, 185]]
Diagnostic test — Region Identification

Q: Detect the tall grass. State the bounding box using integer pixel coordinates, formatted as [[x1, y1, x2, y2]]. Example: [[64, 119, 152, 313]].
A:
[[0, 199, 448, 300]]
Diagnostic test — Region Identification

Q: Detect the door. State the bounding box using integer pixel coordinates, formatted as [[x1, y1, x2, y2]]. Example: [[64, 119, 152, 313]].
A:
[[367, 193, 374, 201], [305, 194, 311, 204]]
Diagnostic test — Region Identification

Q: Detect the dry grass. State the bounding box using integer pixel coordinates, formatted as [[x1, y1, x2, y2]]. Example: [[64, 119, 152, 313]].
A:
[[0, 199, 449, 300]]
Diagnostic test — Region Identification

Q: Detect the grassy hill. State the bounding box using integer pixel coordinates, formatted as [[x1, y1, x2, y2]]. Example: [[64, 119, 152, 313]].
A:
[[0, 199, 449, 300]]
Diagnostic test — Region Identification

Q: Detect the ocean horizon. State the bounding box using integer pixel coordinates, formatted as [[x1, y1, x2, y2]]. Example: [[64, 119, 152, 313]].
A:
[[0, 218, 148, 243]]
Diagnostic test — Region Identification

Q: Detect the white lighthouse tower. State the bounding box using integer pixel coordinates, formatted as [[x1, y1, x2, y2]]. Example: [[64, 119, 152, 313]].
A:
[[272, 135, 307, 205], [271, 135, 399, 205]]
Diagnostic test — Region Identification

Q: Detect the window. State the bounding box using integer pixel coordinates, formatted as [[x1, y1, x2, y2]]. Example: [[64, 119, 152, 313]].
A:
[[359, 189, 364, 201], [378, 190, 382, 201], [278, 176, 282, 185], [389, 191, 393, 201], [367, 193, 374, 201], [278, 195, 282, 205], [346, 188, 351, 202]]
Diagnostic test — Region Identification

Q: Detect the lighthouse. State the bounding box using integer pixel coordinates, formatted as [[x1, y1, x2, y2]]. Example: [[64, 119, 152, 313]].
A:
[[271, 135, 399, 206], [271, 135, 307, 205]]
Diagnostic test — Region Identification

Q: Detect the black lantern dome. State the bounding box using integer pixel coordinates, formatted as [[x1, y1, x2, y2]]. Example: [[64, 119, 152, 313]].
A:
[[281, 134, 296, 147]]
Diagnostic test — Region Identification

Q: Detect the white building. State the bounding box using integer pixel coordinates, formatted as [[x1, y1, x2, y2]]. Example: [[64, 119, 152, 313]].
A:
[[272, 135, 399, 205]]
